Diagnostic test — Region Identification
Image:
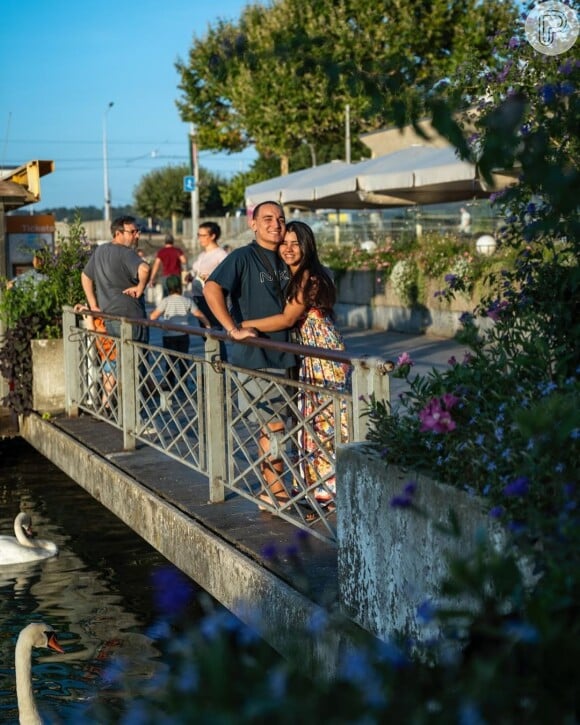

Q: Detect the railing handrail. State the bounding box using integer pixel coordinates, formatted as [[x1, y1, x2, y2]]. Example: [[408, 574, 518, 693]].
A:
[[66, 306, 394, 369]]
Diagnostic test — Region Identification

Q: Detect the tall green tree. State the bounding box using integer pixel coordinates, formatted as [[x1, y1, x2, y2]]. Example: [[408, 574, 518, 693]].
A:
[[175, 0, 518, 175], [133, 165, 229, 226]]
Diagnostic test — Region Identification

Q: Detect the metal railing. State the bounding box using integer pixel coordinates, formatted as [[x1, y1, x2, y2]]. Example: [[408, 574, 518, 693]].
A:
[[62, 308, 392, 544]]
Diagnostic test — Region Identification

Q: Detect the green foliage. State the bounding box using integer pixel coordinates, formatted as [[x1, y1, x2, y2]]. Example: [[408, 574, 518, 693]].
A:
[[0, 215, 90, 412], [90, 502, 580, 723], [134, 164, 229, 219], [0, 215, 90, 338], [175, 0, 517, 170]]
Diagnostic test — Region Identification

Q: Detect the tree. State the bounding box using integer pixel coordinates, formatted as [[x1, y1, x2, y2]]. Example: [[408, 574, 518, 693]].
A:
[[133, 165, 229, 227], [175, 0, 518, 175]]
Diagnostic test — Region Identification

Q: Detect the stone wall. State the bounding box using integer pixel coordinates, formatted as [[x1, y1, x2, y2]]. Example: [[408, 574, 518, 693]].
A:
[[334, 270, 488, 337], [336, 443, 503, 644]]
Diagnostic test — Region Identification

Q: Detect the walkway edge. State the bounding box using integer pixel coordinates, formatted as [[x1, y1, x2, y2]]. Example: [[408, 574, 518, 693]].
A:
[[20, 413, 344, 674]]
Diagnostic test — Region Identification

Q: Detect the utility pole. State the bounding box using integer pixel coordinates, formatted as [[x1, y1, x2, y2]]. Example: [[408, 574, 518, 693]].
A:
[[103, 102, 114, 223], [189, 123, 199, 251], [345, 104, 351, 164]]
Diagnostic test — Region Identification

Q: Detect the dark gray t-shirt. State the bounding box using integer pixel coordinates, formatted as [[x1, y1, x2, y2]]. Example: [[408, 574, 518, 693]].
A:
[[208, 241, 296, 369], [83, 243, 146, 318]]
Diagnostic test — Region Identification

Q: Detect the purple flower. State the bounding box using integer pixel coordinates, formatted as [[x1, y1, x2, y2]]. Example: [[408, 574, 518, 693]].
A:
[[489, 505, 505, 518], [390, 480, 418, 508], [558, 59, 573, 75], [419, 395, 458, 433], [151, 566, 196, 616], [503, 476, 530, 497], [417, 599, 435, 624], [261, 543, 278, 560], [390, 495, 413, 508], [508, 36, 520, 49], [448, 355, 458, 366], [396, 351, 414, 368], [539, 84, 557, 104]]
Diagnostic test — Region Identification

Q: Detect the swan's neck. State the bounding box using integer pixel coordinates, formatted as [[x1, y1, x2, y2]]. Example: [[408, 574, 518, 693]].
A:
[[15, 636, 42, 725], [14, 524, 35, 549]]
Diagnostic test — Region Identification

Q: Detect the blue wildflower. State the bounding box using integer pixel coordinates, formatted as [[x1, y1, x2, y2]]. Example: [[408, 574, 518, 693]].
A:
[[489, 505, 504, 518], [151, 566, 196, 616], [261, 543, 278, 560], [508, 520, 526, 534], [307, 608, 329, 635], [503, 476, 530, 497], [503, 620, 540, 643], [475, 434, 485, 446], [375, 639, 408, 669], [417, 599, 436, 624], [560, 81, 574, 96], [390, 495, 413, 508], [459, 700, 486, 725]]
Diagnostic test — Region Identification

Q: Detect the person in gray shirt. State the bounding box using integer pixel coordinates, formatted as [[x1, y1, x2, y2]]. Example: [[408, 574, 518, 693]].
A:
[[81, 216, 150, 343]]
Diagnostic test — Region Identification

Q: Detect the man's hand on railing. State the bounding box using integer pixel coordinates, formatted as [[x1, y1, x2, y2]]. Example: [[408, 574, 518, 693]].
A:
[[228, 326, 258, 341]]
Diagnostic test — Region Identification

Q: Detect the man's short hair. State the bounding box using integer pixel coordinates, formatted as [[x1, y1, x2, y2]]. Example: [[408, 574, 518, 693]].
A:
[[164, 233, 175, 244], [251, 201, 283, 219], [111, 215, 137, 236]]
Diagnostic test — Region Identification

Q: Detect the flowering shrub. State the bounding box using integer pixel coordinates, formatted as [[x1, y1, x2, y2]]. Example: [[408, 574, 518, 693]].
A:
[[0, 215, 90, 339], [389, 259, 418, 304], [0, 215, 91, 413]]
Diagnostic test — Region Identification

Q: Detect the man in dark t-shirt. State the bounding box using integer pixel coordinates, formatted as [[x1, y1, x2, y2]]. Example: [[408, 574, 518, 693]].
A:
[[204, 201, 296, 507], [82, 216, 150, 343]]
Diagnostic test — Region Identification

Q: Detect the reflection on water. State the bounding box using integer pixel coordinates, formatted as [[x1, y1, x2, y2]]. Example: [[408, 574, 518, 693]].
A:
[[0, 436, 205, 722]]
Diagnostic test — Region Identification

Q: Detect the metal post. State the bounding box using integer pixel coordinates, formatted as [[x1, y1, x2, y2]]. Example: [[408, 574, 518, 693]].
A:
[[350, 357, 392, 441], [345, 103, 351, 164], [189, 123, 199, 252], [62, 307, 80, 417], [120, 318, 137, 451], [204, 335, 226, 502], [103, 102, 114, 223]]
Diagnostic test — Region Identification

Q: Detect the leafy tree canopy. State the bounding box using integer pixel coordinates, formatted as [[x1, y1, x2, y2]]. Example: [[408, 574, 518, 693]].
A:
[[133, 165, 229, 221], [175, 0, 518, 174]]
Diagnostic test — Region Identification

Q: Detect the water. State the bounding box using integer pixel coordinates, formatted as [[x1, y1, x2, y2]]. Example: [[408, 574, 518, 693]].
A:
[[0, 437, 206, 723]]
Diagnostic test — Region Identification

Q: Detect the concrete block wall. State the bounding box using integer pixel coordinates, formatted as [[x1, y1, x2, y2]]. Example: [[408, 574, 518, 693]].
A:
[[336, 443, 499, 644]]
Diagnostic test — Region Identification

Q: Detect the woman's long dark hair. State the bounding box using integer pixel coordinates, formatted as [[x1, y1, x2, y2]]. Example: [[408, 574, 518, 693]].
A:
[[284, 221, 336, 315]]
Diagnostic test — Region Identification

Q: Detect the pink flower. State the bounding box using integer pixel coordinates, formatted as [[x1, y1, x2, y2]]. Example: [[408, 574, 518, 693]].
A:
[[418, 395, 458, 433], [396, 352, 414, 368]]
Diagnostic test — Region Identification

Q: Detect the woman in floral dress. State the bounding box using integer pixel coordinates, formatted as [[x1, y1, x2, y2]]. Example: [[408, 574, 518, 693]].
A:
[[241, 220, 351, 508]]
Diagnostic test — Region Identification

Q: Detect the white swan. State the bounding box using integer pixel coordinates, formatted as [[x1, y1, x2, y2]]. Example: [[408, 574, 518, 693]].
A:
[[16, 622, 64, 725], [0, 513, 58, 566]]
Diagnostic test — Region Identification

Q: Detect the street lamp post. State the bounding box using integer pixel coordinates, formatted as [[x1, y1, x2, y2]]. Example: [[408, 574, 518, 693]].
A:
[[103, 101, 114, 223]]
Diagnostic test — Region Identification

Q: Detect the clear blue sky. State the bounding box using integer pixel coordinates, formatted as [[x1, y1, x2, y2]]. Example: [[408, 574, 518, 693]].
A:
[[1, 0, 256, 211]]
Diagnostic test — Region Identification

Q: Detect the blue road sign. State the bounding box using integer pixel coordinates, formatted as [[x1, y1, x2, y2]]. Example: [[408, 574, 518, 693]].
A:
[[183, 175, 195, 192]]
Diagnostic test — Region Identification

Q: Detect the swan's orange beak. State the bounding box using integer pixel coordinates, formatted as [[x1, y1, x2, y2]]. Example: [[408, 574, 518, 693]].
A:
[[46, 632, 64, 654]]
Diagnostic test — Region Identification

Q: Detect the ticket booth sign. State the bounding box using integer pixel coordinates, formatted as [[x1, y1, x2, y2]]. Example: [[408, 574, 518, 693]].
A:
[[6, 214, 55, 277]]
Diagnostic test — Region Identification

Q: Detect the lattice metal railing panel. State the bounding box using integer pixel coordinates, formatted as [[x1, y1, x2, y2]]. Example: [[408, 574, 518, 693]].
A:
[[222, 365, 353, 543], [75, 330, 120, 426], [133, 344, 206, 471]]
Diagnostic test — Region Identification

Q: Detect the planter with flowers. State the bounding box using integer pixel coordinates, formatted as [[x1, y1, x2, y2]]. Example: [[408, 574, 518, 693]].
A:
[[0, 216, 91, 415], [322, 232, 511, 336]]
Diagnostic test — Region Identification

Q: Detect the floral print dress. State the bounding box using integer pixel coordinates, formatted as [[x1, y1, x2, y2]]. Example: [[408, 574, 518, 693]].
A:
[[297, 307, 351, 502]]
